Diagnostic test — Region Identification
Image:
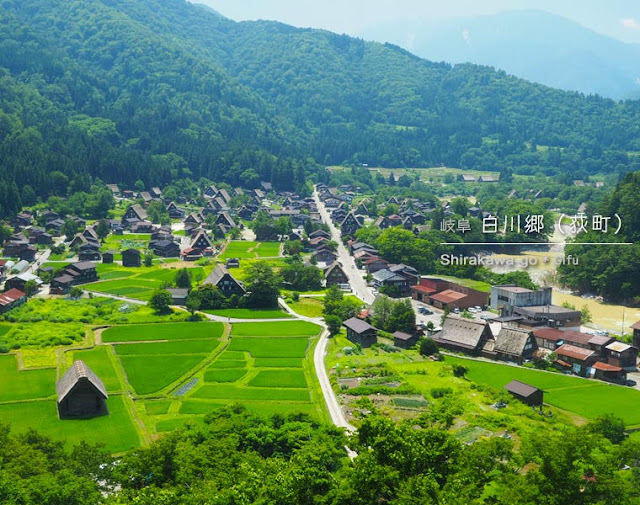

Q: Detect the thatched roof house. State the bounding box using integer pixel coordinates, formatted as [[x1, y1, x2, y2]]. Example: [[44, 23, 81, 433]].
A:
[[56, 360, 108, 418]]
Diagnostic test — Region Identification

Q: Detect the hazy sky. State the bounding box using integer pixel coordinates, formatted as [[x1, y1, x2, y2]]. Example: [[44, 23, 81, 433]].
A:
[[196, 0, 640, 44]]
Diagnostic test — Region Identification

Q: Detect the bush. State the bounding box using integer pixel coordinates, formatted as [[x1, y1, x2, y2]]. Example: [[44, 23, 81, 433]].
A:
[[292, 292, 300, 302], [0, 345, 9, 353], [431, 387, 453, 398], [452, 364, 468, 378], [419, 337, 438, 356]]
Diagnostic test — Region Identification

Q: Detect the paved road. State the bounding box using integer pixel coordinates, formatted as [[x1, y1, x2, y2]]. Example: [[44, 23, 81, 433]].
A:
[[279, 298, 357, 453], [313, 187, 375, 305]]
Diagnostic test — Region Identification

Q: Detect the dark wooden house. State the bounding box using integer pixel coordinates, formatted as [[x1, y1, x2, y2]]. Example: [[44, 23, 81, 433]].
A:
[[432, 315, 495, 356], [393, 331, 420, 349], [122, 248, 142, 267], [56, 360, 108, 418], [504, 380, 543, 406], [324, 262, 349, 287], [343, 317, 378, 348], [203, 265, 246, 297], [102, 250, 116, 264], [493, 327, 538, 364]]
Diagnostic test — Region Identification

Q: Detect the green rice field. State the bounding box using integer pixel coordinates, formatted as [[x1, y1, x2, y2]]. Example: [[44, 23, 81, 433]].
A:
[[145, 400, 172, 415], [0, 396, 139, 453], [248, 369, 307, 388], [204, 368, 248, 383], [73, 347, 121, 391], [119, 354, 208, 395], [228, 337, 309, 357], [113, 339, 219, 355], [102, 322, 224, 342], [231, 321, 320, 337], [445, 356, 640, 427], [219, 241, 281, 260], [86, 266, 207, 301], [0, 355, 56, 402], [253, 358, 303, 367]]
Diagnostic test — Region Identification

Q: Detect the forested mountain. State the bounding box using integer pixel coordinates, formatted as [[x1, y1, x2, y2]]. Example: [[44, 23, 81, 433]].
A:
[[360, 10, 640, 100], [2, 0, 640, 217]]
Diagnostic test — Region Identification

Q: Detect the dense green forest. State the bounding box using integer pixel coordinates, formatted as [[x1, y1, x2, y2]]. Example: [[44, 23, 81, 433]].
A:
[[1, 405, 639, 504], [1, 0, 640, 217], [559, 172, 640, 303]]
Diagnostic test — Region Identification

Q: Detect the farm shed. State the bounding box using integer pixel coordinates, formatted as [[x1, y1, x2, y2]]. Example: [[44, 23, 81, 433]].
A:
[[504, 380, 544, 406], [56, 360, 108, 418]]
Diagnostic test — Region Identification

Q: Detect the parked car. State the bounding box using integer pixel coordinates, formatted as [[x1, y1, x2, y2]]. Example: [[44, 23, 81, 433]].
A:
[[452, 308, 460, 314], [418, 306, 433, 315], [626, 379, 637, 387]]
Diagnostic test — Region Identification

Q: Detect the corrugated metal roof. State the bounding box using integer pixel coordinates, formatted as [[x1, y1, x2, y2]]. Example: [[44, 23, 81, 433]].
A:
[[556, 344, 595, 361]]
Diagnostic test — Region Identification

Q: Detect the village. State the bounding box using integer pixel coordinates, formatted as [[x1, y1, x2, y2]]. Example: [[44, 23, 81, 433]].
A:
[[1, 177, 640, 451]]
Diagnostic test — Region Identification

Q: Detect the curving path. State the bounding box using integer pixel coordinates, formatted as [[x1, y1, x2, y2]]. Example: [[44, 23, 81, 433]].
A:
[[89, 280, 358, 450]]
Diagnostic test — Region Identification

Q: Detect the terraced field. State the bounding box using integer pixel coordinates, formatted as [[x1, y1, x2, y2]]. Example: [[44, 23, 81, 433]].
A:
[[0, 318, 325, 453], [143, 320, 325, 431]]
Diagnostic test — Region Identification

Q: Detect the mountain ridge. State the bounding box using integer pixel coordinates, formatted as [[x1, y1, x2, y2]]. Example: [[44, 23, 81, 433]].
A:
[[359, 9, 640, 99], [0, 0, 640, 216]]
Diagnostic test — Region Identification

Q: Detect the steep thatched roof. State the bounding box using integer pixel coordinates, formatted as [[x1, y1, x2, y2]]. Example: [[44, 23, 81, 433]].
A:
[[56, 360, 107, 403]]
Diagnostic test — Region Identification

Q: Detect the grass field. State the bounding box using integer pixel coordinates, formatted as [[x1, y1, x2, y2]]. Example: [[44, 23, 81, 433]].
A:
[[248, 370, 307, 388], [0, 355, 56, 402], [231, 321, 320, 337], [0, 396, 139, 453], [113, 340, 219, 355], [253, 242, 281, 257], [204, 308, 291, 319], [219, 241, 282, 260], [445, 356, 640, 427], [204, 368, 248, 383], [219, 241, 258, 259], [119, 354, 208, 395], [253, 358, 303, 367], [102, 322, 224, 342], [73, 347, 121, 391], [228, 337, 309, 358], [191, 385, 311, 402], [288, 298, 324, 317], [86, 265, 207, 301]]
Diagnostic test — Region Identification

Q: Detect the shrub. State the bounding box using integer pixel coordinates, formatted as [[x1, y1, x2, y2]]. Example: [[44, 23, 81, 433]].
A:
[[453, 364, 468, 378], [419, 337, 438, 356], [431, 387, 453, 398]]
